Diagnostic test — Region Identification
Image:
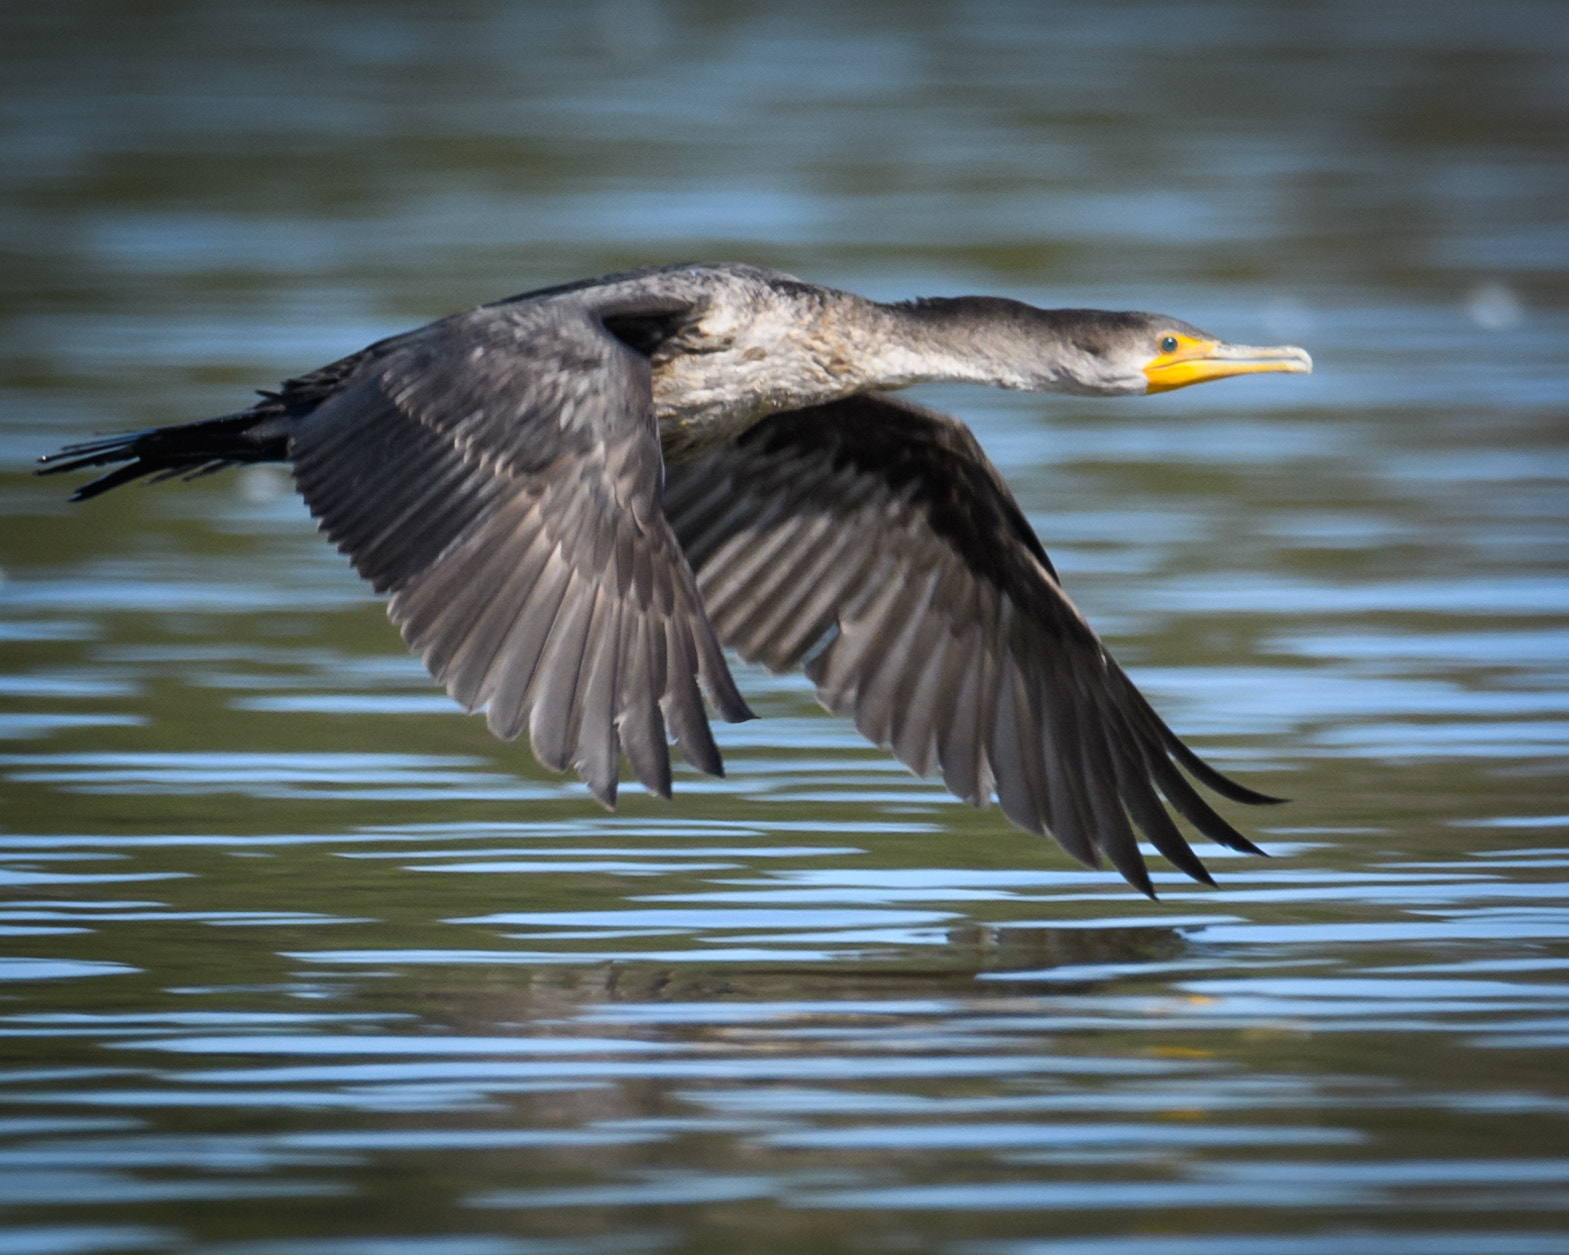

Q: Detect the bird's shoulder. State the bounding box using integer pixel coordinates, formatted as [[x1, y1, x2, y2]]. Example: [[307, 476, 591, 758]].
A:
[[266, 263, 824, 425]]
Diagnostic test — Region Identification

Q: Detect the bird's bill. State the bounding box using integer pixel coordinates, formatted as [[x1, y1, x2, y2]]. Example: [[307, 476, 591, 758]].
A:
[[1143, 339, 1313, 393]]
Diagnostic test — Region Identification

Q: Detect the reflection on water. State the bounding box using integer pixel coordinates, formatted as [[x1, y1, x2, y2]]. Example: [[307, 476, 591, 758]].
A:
[[3, 0, 1569, 1251]]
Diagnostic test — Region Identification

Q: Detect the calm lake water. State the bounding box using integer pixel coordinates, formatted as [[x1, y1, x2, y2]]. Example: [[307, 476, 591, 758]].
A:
[[3, 2, 1569, 1252]]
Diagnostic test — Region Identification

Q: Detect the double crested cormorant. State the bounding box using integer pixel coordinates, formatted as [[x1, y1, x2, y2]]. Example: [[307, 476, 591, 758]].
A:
[[39, 262, 1311, 895]]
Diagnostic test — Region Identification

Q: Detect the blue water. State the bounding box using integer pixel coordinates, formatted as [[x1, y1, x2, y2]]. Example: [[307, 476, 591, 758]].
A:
[[2, 2, 1568, 1252]]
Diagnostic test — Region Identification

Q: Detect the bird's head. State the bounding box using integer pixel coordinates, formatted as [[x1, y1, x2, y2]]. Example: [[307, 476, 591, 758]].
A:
[[1031, 309, 1313, 396]]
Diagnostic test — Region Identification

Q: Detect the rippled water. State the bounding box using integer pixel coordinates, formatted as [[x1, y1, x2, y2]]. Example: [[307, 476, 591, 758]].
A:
[[3, 2, 1568, 1252]]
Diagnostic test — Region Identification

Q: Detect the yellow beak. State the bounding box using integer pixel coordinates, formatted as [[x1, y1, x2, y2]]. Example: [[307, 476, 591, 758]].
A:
[[1144, 340, 1313, 393]]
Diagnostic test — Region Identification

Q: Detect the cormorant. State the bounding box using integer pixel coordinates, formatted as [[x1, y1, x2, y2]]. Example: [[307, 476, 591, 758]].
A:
[[39, 262, 1312, 895]]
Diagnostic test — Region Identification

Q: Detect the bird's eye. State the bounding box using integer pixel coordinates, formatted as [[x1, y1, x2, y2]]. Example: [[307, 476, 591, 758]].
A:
[[1159, 335, 1179, 354]]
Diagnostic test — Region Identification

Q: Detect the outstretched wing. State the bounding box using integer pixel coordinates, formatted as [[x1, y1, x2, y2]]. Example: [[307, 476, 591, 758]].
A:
[[289, 296, 752, 805], [662, 392, 1276, 895]]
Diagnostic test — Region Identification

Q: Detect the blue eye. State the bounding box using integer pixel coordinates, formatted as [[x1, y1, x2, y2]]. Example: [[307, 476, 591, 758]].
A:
[[1159, 335, 1179, 354]]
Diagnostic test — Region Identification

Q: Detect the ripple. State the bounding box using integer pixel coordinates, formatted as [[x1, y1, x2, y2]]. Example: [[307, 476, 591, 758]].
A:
[[0, 959, 137, 983], [763, 1121, 1360, 1150], [0, 751, 550, 801], [963, 1234, 1569, 1254]]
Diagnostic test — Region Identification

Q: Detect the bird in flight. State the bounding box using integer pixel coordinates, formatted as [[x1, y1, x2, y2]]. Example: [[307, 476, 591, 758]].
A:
[[39, 263, 1311, 895]]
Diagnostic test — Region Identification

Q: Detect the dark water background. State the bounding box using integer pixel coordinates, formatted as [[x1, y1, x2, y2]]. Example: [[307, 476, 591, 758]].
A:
[[3, 2, 1569, 1252]]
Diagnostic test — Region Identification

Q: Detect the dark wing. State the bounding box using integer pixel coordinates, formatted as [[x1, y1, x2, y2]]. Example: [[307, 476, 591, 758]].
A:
[[289, 297, 752, 805], [662, 392, 1276, 896]]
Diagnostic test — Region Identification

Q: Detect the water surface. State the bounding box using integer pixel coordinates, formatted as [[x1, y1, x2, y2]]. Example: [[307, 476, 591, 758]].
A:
[[2, 2, 1568, 1252]]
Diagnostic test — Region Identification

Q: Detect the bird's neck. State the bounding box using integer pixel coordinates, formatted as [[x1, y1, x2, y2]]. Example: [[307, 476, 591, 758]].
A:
[[855, 296, 1055, 392], [652, 289, 1064, 461]]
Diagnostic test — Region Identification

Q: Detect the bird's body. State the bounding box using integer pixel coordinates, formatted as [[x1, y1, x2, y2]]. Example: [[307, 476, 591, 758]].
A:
[[39, 262, 1311, 896]]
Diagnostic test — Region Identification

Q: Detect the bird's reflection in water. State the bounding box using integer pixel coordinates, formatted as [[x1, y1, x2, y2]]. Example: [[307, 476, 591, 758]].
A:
[[946, 921, 1189, 978]]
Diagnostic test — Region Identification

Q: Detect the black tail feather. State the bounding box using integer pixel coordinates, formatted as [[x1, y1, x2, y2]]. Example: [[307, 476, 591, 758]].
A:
[[37, 411, 292, 501]]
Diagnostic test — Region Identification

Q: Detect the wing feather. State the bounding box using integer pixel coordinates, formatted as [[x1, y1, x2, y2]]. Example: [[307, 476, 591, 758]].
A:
[[289, 294, 751, 802], [664, 392, 1277, 894], [617, 612, 674, 798]]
